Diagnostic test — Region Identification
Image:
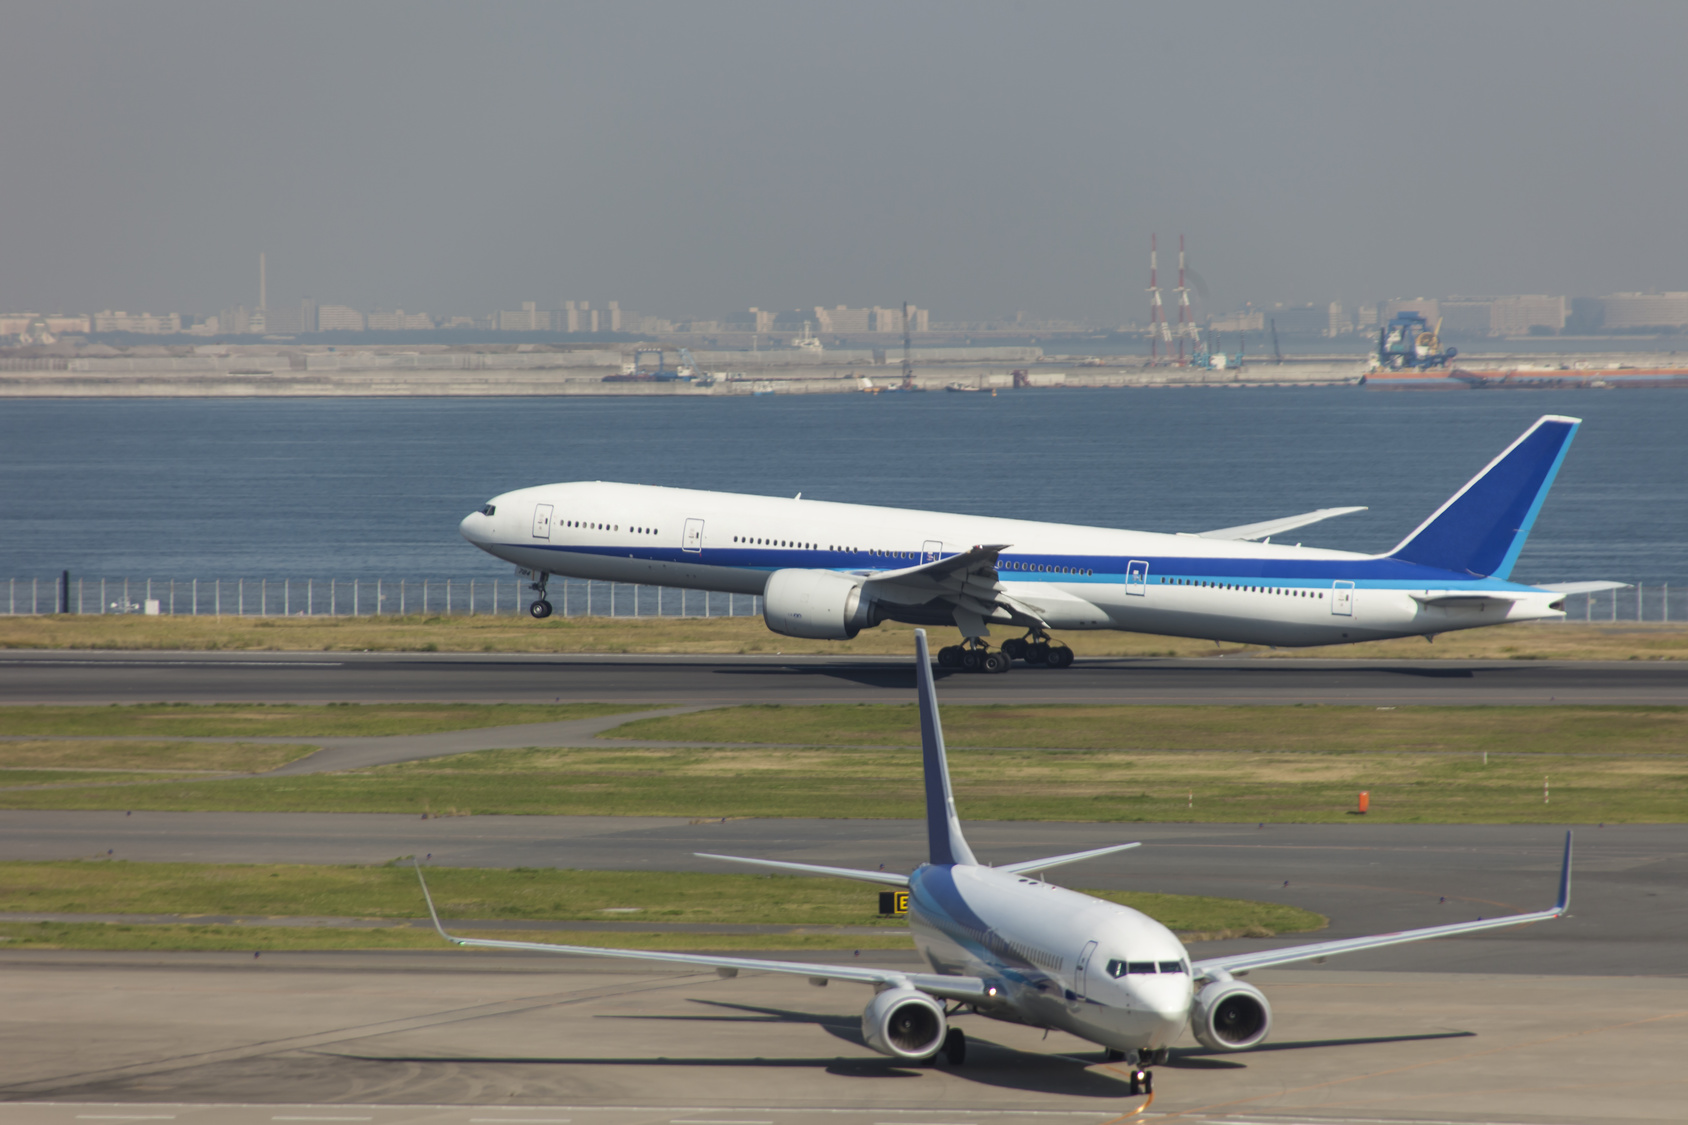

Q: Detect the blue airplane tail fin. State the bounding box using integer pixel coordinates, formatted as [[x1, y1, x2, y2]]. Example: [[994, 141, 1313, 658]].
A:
[[1387, 415, 1580, 579], [914, 630, 977, 867]]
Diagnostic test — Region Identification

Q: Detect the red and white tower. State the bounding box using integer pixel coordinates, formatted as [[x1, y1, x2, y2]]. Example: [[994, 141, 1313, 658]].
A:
[[1148, 235, 1167, 362]]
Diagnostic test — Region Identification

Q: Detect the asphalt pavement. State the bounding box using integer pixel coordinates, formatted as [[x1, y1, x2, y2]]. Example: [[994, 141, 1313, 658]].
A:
[[4, 649, 1688, 705]]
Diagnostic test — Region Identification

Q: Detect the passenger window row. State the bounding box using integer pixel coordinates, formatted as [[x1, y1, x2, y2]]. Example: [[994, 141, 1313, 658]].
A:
[[733, 537, 818, 549], [1160, 577, 1323, 598], [1004, 561, 1094, 576], [561, 520, 659, 535]]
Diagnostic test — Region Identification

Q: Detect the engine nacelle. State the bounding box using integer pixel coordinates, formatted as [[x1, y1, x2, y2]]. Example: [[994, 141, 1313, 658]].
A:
[[861, 987, 947, 1060], [762, 568, 877, 640], [1190, 978, 1272, 1051]]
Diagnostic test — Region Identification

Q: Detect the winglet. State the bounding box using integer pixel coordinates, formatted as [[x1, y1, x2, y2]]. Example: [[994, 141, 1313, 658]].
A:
[[413, 857, 464, 945], [1554, 830, 1573, 915], [915, 630, 976, 866]]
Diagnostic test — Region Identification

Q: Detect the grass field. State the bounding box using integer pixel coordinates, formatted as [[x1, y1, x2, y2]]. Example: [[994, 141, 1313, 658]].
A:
[[0, 739, 317, 773], [0, 702, 640, 739], [3, 614, 1686, 661], [608, 702, 1688, 755], [1, 740, 1676, 822], [0, 860, 1323, 950]]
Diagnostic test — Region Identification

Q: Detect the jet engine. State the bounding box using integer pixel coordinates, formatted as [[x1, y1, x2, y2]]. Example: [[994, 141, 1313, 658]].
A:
[[1190, 978, 1272, 1051], [762, 568, 879, 640], [861, 987, 947, 1060]]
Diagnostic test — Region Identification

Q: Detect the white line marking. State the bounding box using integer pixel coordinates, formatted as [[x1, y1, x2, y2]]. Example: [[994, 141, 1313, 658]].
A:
[[271, 1118, 374, 1122], [75, 1118, 178, 1122], [470, 1120, 572, 1124], [671, 1120, 774, 1124]]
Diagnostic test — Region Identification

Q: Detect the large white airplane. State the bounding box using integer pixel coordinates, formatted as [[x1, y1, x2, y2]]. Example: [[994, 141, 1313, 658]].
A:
[[417, 631, 1573, 1095], [459, 415, 1620, 671]]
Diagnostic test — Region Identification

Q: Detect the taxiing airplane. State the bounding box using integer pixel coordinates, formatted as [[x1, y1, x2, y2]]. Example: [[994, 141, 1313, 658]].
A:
[[416, 631, 1573, 1093], [458, 415, 1621, 672]]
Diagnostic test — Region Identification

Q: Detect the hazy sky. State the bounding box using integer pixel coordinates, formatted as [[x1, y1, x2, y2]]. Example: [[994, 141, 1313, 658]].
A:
[[4, 1, 1685, 323]]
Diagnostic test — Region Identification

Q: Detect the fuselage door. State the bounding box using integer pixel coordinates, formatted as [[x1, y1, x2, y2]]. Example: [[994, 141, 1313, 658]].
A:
[[923, 540, 944, 564], [1125, 559, 1149, 596], [1074, 939, 1099, 999], [532, 503, 553, 540], [1331, 579, 1355, 617], [682, 518, 705, 554]]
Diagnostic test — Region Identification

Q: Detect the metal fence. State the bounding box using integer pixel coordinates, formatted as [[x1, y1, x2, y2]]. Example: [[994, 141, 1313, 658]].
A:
[[0, 576, 1677, 622], [2, 576, 763, 619]]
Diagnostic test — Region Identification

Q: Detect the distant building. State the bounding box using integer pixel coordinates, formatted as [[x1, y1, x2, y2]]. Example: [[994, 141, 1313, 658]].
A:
[[1439, 299, 1494, 338], [498, 302, 550, 331], [316, 305, 366, 332], [1, 312, 92, 337], [1327, 302, 1352, 336], [265, 298, 318, 335], [723, 308, 777, 333], [1598, 292, 1688, 330], [1383, 298, 1440, 324], [367, 309, 435, 331], [814, 305, 872, 333], [1355, 303, 1379, 330], [872, 306, 927, 333], [1210, 310, 1264, 332], [92, 310, 182, 334], [1489, 295, 1566, 336]]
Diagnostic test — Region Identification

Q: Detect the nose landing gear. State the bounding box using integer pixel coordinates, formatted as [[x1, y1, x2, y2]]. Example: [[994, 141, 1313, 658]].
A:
[[527, 573, 553, 619]]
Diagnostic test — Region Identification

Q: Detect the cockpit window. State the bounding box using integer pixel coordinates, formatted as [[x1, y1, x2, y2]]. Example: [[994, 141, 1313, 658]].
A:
[[1105, 959, 1165, 977], [1106, 959, 1126, 978], [1159, 960, 1187, 974], [480, 504, 496, 516], [1127, 961, 1158, 975]]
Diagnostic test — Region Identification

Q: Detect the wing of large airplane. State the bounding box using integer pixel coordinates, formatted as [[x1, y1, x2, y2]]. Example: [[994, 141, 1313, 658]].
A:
[[995, 841, 1141, 875], [1195, 506, 1368, 541], [1191, 831, 1571, 978], [861, 544, 1050, 629], [412, 860, 989, 1002], [692, 852, 910, 886]]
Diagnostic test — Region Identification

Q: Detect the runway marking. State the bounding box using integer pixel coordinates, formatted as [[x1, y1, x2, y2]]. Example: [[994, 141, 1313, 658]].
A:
[[270, 1118, 373, 1122], [469, 1119, 571, 1123], [670, 1119, 773, 1124], [74, 1117, 178, 1121], [0, 659, 344, 668]]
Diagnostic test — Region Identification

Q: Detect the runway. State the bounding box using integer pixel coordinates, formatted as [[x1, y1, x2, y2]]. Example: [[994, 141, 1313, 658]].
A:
[[1, 954, 1684, 1124], [4, 650, 1688, 705], [5, 814, 1683, 977]]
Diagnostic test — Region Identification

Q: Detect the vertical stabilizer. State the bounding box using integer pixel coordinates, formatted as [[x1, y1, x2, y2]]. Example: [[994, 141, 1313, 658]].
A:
[[1387, 415, 1580, 579], [914, 630, 977, 867]]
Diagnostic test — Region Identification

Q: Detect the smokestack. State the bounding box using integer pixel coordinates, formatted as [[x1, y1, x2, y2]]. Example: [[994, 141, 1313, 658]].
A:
[[258, 251, 267, 311]]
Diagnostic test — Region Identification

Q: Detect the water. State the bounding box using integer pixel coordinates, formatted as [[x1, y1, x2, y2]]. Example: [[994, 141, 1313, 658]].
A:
[[1, 389, 1684, 592]]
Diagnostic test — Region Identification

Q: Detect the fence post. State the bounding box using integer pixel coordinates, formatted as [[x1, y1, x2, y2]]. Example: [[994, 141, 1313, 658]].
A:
[[331, 578, 336, 617], [307, 578, 313, 616], [470, 579, 475, 616], [1639, 583, 1644, 622], [493, 579, 497, 616], [284, 579, 289, 617], [377, 578, 383, 618], [446, 579, 451, 615], [1665, 583, 1669, 622], [400, 578, 405, 615], [354, 579, 360, 617], [101, 578, 106, 614]]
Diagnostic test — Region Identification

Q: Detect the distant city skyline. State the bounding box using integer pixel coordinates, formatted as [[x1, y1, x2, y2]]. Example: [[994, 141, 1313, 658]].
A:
[[2, 3, 1685, 325]]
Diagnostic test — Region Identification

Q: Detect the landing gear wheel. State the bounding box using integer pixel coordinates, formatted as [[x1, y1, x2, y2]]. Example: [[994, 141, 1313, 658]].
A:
[[1001, 638, 1028, 661], [943, 1026, 966, 1065], [1127, 1067, 1152, 1097], [1026, 642, 1050, 665], [982, 650, 1010, 674], [1044, 645, 1074, 669], [529, 599, 553, 619], [960, 648, 982, 671], [937, 645, 962, 668]]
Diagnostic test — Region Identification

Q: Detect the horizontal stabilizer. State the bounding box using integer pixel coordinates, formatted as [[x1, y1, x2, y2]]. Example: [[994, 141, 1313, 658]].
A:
[[996, 841, 1141, 876], [1388, 416, 1579, 579], [695, 852, 909, 887], [1535, 580, 1630, 595], [1198, 506, 1367, 541]]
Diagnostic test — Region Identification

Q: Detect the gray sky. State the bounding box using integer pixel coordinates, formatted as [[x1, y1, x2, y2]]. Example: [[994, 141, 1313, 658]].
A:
[[3, 1, 1685, 323]]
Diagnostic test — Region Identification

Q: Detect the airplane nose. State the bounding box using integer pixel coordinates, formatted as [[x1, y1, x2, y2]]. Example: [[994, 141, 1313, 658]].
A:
[[459, 510, 488, 544]]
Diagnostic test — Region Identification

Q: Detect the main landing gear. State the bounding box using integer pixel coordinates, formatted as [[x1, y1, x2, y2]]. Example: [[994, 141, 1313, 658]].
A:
[[527, 573, 553, 619], [938, 630, 1074, 674]]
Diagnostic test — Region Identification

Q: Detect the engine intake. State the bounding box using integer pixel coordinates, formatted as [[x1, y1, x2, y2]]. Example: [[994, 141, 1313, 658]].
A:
[[762, 568, 879, 640], [861, 987, 947, 1060], [1190, 978, 1272, 1051]]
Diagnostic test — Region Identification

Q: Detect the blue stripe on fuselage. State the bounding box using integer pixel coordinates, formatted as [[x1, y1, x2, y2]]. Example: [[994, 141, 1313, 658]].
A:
[[496, 542, 1540, 593]]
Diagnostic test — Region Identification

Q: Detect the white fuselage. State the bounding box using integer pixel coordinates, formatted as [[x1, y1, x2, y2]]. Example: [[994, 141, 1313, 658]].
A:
[[906, 862, 1191, 1050], [460, 482, 1565, 646]]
